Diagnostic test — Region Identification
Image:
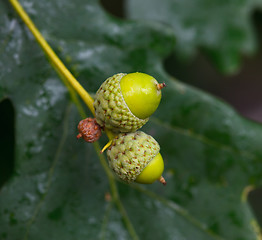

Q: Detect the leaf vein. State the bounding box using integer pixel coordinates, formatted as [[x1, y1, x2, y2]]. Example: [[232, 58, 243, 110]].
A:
[[23, 103, 72, 240], [152, 117, 255, 159], [133, 185, 226, 240]]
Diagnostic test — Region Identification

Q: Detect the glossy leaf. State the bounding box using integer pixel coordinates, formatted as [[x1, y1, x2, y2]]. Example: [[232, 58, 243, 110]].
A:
[[126, 0, 262, 74], [0, 0, 262, 240]]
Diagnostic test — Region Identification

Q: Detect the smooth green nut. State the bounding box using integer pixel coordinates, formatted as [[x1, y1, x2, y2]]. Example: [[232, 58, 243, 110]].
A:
[[94, 72, 162, 133], [135, 152, 164, 184], [120, 72, 162, 119], [106, 131, 164, 184]]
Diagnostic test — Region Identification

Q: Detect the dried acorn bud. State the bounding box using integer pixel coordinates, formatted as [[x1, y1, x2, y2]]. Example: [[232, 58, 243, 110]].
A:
[[77, 118, 102, 143], [106, 131, 165, 184], [94, 72, 165, 133]]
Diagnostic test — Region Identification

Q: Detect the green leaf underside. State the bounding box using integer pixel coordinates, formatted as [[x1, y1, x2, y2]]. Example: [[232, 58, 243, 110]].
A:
[[0, 1, 262, 240], [126, 0, 262, 74]]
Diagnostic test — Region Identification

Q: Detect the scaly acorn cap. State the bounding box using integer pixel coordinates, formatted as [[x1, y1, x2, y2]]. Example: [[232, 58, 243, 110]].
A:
[[106, 131, 160, 183], [93, 73, 149, 133]]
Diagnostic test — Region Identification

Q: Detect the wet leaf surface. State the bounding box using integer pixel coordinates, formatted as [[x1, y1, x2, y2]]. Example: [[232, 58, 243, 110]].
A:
[[0, 0, 262, 239]]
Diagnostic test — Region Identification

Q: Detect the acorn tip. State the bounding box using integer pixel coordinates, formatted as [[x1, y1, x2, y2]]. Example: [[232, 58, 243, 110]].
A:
[[157, 83, 166, 90], [159, 176, 167, 186]]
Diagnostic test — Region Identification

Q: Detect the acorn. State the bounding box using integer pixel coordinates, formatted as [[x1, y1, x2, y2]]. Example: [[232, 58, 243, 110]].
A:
[[106, 131, 166, 185], [93, 72, 165, 133]]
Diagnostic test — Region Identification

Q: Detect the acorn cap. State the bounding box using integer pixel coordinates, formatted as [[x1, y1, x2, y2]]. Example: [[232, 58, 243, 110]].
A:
[[93, 73, 148, 133], [106, 131, 160, 182]]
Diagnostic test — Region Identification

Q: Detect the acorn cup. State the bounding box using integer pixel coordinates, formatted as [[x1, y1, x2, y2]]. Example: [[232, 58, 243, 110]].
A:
[[106, 131, 166, 185], [93, 72, 165, 133], [77, 72, 167, 185]]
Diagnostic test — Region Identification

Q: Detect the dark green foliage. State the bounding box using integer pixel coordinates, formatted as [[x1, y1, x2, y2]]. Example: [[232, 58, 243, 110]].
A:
[[0, 0, 262, 239]]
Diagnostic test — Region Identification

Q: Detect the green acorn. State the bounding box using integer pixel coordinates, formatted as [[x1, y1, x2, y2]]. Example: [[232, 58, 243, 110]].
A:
[[94, 73, 165, 133], [106, 131, 165, 184]]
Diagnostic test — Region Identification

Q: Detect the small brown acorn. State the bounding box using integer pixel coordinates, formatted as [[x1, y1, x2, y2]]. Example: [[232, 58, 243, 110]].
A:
[[77, 118, 102, 143]]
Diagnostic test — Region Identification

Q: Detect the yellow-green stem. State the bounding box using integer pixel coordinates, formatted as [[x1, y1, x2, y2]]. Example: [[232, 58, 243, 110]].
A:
[[55, 68, 87, 119], [8, 0, 116, 141], [9, 0, 137, 239], [9, 0, 95, 116]]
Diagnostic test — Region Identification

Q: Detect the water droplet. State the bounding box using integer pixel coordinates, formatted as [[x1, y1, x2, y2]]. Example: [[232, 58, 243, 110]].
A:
[[21, 105, 38, 117], [88, 217, 97, 224], [13, 53, 20, 65], [36, 173, 48, 195], [9, 19, 16, 32], [23, 1, 37, 15], [24, 192, 36, 203], [44, 78, 67, 106], [37, 181, 47, 195]]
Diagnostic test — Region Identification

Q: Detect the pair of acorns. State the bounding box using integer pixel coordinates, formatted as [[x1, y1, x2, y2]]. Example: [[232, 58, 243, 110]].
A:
[[77, 72, 166, 185]]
